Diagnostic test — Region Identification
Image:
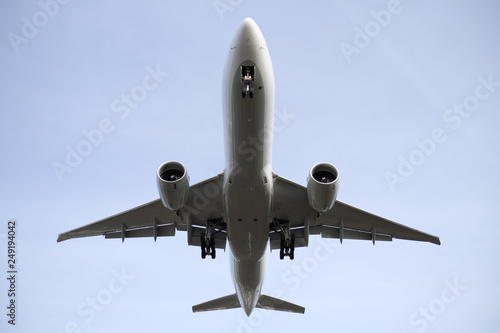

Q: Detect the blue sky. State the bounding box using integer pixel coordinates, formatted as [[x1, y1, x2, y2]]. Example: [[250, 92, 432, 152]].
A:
[[1, 0, 499, 332]]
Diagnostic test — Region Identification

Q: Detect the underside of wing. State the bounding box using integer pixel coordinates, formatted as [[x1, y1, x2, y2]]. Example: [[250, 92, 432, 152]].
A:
[[57, 199, 177, 242], [270, 175, 316, 250], [272, 174, 440, 246], [317, 201, 441, 245], [57, 174, 226, 244]]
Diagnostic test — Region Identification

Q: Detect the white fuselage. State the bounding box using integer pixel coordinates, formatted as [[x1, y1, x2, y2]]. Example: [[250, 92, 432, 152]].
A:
[[222, 18, 275, 316]]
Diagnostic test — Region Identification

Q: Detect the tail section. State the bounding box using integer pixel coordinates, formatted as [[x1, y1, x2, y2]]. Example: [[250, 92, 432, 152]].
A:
[[256, 295, 305, 314], [192, 294, 241, 312], [192, 293, 305, 314]]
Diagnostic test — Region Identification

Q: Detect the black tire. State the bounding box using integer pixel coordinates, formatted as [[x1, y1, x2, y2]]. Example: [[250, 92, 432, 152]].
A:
[[200, 233, 206, 259]]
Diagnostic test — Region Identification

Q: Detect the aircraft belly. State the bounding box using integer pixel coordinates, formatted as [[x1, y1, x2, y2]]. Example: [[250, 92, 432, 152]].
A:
[[230, 70, 272, 171], [226, 185, 270, 262]]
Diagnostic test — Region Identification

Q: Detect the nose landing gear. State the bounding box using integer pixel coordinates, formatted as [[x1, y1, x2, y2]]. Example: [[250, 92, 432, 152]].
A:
[[241, 65, 255, 99]]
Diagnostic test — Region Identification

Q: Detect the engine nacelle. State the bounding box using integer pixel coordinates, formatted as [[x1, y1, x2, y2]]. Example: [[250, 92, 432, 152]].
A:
[[306, 162, 340, 213], [157, 161, 190, 210]]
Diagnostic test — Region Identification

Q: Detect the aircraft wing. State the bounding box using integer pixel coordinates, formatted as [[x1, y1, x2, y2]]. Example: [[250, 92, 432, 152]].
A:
[[318, 201, 441, 245], [57, 174, 225, 243], [272, 175, 440, 246], [56, 199, 176, 242]]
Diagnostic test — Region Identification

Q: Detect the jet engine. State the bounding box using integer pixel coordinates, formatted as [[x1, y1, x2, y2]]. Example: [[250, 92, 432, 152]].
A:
[[157, 161, 190, 210], [306, 162, 339, 213]]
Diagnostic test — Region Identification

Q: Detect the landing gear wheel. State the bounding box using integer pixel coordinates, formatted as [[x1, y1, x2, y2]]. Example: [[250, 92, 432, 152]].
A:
[[278, 232, 296, 260], [200, 232, 216, 259], [211, 234, 216, 259], [279, 233, 285, 260], [200, 233, 207, 259]]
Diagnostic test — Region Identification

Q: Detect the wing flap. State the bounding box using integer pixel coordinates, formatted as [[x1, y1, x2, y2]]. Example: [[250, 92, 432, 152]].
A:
[[321, 225, 392, 242], [104, 223, 176, 239]]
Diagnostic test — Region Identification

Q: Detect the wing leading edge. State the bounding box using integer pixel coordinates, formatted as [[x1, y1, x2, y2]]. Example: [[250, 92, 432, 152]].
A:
[[272, 175, 440, 246]]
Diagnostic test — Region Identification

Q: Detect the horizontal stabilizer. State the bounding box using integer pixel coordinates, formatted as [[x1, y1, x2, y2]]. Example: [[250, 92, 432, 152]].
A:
[[256, 295, 305, 314], [192, 294, 241, 313]]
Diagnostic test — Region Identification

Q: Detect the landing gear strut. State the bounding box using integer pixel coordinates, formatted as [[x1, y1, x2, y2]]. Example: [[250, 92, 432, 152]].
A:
[[200, 218, 223, 259], [280, 233, 295, 260], [273, 219, 295, 260], [200, 233, 216, 259]]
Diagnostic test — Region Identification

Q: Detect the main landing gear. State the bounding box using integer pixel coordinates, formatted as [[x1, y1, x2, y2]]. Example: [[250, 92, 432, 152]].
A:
[[200, 232, 216, 259], [280, 233, 295, 260], [200, 218, 223, 259], [273, 219, 295, 260]]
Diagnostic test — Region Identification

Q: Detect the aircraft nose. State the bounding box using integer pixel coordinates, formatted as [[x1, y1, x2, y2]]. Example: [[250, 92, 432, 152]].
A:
[[231, 17, 266, 48]]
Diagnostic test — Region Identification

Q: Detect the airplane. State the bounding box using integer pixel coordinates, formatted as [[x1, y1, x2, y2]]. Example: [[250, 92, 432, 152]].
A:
[[58, 18, 440, 316]]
